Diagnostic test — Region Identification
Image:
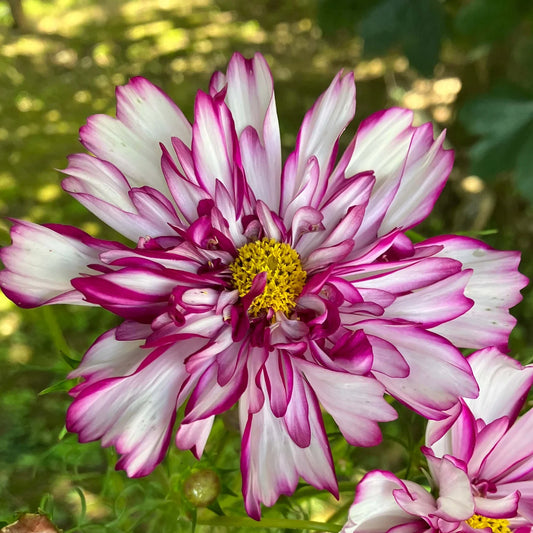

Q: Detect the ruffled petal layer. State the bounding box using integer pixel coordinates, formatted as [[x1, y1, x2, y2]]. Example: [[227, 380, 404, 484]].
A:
[[240, 375, 337, 519], [66, 340, 204, 477]]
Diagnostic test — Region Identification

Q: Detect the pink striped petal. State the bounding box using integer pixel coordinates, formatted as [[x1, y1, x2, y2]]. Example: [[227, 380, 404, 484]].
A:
[[342, 471, 428, 533], [240, 377, 336, 519], [68, 327, 148, 386], [192, 91, 239, 199], [66, 342, 200, 477], [478, 409, 533, 482], [382, 270, 473, 327], [465, 347, 533, 424], [424, 453, 474, 521], [176, 416, 215, 459], [225, 52, 281, 210], [281, 70, 356, 214], [338, 108, 452, 247], [474, 491, 520, 519]]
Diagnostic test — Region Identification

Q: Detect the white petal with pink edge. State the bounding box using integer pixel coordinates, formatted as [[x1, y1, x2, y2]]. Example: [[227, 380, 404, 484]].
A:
[[68, 327, 148, 387], [224, 53, 281, 210], [176, 416, 215, 459], [477, 408, 533, 482], [281, 70, 356, 215], [62, 155, 182, 241], [360, 320, 478, 419], [342, 470, 428, 533], [464, 347, 533, 424], [424, 453, 474, 521], [66, 340, 203, 477], [0, 221, 111, 308], [338, 108, 452, 247], [296, 359, 397, 446], [239, 375, 337, 520], [381, 270, 473, 328], [192, 91, 238, 199], [426, 404, 476, 463], [423, 236, 528, 350], [80, 77, 191, 197]]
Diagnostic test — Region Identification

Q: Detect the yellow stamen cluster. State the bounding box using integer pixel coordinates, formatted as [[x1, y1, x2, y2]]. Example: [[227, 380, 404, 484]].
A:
[[230, 238, 306, 316], [466, 514, 511, 533]]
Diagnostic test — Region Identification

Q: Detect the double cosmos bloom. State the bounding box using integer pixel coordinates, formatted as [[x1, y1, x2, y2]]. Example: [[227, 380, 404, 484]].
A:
[[0, 53, 527, 518], [342, 348, 533, 533]]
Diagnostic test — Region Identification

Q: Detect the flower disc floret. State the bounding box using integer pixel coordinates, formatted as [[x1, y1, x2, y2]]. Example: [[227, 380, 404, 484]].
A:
[[230, 238, 306, 316], [466, 515, 511, 532]]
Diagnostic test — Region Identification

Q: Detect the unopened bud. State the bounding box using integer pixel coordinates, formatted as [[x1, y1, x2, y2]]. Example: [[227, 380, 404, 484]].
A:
[[183, 469, 221, 507]]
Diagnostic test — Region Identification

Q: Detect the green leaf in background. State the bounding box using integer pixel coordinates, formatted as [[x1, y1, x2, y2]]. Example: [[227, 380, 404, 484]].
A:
[[454, 0, 520, 43], [316, 0, 378, 35], [359, 0, 444, 76], [460, 95, 533, 200], [39, 378, 75, 396]]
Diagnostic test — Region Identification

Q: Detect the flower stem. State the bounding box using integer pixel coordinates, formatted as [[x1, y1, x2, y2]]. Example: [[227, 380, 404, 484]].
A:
[[41, 306, 73, 359], [196, 515, 343, 531]]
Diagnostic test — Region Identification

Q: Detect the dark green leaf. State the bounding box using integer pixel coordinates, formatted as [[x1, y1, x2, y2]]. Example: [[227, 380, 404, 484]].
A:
[[316, 0, 377, 35], [455, 0, 519, 43], [359, 0, 443, 75], [459, 98, 533, 136], [459, 94, 533, 183], [206, 500, 225, 516], [515, 125, 533, 200]]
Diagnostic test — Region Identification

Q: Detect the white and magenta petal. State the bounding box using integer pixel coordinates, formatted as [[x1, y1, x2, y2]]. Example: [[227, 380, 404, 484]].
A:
[[224, 52, 282, 210], [338, 108, 452, 247], [68, 327, 149, 387], [80, 77, 191, 195], [465, 347, 533, 424], [281, 70, 356, 215], [360, 320, 478, 419], [423, 236, 528, 351], [342, 470, 428, 533], [239, 376, 337, 519], [66, 341, 201, 477], [0, 220, 116, 308], [297, 359, 397, 447]]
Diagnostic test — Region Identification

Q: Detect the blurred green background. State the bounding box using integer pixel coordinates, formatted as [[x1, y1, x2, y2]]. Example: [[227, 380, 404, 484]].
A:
[[1, 0, 533, 531]]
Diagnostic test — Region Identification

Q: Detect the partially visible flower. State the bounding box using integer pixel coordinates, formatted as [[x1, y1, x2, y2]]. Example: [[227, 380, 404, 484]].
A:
[[342, 348, 533, 533], [0, 53, 527, 518]]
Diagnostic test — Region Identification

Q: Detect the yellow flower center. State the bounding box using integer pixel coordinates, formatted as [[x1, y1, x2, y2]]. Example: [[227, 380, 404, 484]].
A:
[[466, 514, 511, 533], [230, 238, 306, 316]]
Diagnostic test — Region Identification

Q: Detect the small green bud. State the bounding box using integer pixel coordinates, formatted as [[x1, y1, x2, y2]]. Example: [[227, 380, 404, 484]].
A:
[[183, 469, 221, 507]]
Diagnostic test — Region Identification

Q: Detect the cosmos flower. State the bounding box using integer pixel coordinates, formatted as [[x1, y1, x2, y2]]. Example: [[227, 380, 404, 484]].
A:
[[0, 53, 527, 518], [342, 347, 533, 533]]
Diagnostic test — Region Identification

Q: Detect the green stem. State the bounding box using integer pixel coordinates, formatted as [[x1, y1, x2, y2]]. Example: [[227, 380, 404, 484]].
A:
[[294, 481, 356, 499], [41, 306, 72, 358], [196, 515, 342, 531]]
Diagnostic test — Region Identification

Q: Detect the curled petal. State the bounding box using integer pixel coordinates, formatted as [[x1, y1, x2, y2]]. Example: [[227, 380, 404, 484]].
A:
[[297, 359, 397, 446], [342, 470, 430, 533]]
